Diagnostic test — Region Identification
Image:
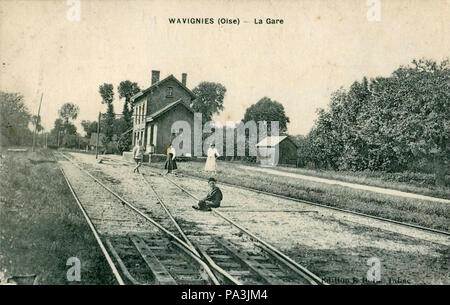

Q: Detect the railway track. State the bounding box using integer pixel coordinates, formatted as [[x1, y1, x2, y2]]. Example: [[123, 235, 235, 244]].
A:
[[56, 152, 325, 285], [136, 162, 450, 237]]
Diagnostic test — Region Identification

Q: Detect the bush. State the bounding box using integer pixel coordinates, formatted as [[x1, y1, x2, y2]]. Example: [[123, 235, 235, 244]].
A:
[[105, 141, 119, 154], [117, 136, 131, 154]]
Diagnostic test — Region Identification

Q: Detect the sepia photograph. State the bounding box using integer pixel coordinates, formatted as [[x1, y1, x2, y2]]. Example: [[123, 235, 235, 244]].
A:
[[0, 0, 448, 299]]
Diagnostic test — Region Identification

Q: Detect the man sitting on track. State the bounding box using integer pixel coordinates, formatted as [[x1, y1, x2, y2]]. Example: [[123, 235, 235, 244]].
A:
[[192, 177, 223, 211], [132, 140, 144, 174]]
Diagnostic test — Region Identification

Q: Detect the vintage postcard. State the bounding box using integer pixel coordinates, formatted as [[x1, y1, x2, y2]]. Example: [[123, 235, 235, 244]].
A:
[[0, 0, 448, 299]]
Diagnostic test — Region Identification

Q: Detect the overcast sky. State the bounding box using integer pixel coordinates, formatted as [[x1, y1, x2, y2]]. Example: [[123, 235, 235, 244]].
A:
[[1, 0, 449, 136]]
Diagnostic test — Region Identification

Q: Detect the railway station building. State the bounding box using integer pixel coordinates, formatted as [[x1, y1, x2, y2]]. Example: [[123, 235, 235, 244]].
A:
[[130, 70, 197, 155]]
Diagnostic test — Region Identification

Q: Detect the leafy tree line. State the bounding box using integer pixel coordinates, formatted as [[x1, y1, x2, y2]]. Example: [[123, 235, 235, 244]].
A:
[[0, 91, 84, 149], [302, 58, 449, 185], [93, 81, 141, 153], [0, 92, 33, 147]]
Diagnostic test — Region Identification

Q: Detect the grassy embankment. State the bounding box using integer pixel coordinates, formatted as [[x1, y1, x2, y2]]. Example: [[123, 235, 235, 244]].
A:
[[0, 149, 114, 284], [272, 165, 450, 200], [149, 160, 450, 232]]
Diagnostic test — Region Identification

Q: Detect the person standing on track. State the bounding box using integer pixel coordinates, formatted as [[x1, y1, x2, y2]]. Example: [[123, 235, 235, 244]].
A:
[[132, 140, 145, 173], [192, 177, 223, 211], [204, 143, 219, 174], [164, 143, 177, 175]]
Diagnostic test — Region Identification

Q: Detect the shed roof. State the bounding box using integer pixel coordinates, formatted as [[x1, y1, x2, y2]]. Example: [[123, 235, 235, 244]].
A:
[[256, 136, 297, 148]]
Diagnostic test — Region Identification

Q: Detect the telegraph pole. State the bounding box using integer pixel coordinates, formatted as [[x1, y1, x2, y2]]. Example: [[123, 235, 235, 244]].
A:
[[32, 93, 43, 152], [95, 112, 101, 159]]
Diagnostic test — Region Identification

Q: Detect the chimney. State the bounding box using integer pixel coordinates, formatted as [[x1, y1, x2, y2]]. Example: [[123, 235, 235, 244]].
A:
[[151, 70, 160, 85], [181, 73, 187, 86]]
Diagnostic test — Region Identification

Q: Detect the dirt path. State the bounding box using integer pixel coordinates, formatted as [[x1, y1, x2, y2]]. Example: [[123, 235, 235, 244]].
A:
[[239, 165, 450, 204], [67, 153, 449, 284]]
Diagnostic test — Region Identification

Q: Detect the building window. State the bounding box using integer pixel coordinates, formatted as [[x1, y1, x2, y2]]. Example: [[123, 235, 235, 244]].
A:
[[166, 87, 173, 98]]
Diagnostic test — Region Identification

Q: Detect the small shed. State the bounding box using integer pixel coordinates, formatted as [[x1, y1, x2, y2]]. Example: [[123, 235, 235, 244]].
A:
[[256, 136, 298, 166]]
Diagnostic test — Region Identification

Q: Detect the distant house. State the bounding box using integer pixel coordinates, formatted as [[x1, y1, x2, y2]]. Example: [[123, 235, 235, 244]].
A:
[[256, 136, 298, 166], [130, 71, 197, 155]]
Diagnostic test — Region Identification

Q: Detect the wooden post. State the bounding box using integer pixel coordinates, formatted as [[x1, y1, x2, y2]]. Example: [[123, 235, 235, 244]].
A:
[[32, 93, 43, 152], [95, 112, 101, 159]]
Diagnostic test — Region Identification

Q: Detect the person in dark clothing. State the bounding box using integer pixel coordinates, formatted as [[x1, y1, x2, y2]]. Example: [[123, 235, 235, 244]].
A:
[[164, 144, 177, 174], [192, 177, 223, 211]]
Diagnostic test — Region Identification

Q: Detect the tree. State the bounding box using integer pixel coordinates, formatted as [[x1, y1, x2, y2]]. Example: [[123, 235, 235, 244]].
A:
[[99, 83, 115, 143], [362, 59, 449, 182], [291, 134, 314, 167], [243, 97, 290, 135], [31, 115, 44, 133], [191, 82, 226, 122], [81, 120, 98, 138], [118, 80, 140, 124], [49, 117, 77, 147], [99, 83, 114, 105], [57, 103, 79, 136], [239, 97, 290, 161], [308, 80, 371, 171], [308, 58, 449, 185], [0, 91, 32, 146], [58, 103, 79, 124], [53, 118, 63, 132], [51, 103, 80, 148], [118, 81, 140, 152]]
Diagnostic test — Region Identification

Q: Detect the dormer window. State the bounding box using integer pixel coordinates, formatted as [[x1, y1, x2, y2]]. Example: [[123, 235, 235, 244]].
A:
[[166, 87, 173, 98]]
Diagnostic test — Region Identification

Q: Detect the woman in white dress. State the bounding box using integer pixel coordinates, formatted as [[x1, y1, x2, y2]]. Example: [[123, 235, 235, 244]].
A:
[[205, 143, 219, 173]]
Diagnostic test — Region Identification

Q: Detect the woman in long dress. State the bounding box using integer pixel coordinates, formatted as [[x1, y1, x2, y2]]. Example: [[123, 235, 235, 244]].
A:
[[205, 143, 219, 173], [164, 144, 177, 174]]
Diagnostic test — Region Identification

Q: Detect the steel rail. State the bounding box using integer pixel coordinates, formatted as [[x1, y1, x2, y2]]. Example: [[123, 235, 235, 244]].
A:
[[139, 172, 243, 285], [195, 246, 243, 285], [171, 241, 220, 285], [56, 163, 125, 285], [143, 165, 449, 237], [139, 173, 198, 254], [58, 152, 195, 249], [105, 238, 142, 285], [57, 152, 233, 285], [160, 173, 327, 285], [212, 210, 325, 285]]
